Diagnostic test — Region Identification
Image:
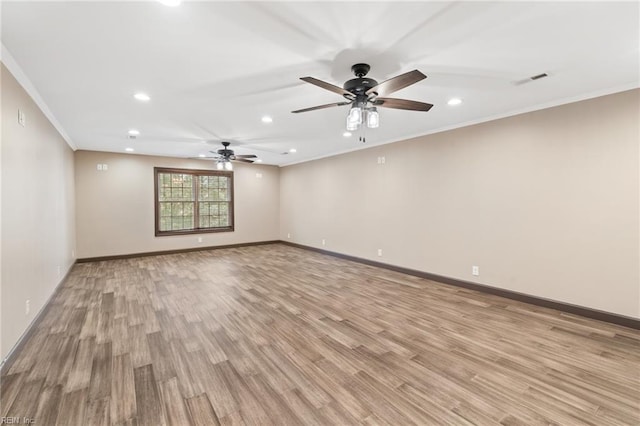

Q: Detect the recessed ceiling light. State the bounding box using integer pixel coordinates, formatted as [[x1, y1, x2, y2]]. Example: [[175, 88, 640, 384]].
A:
[[157, 0, 181, 6], [198, 154, 206, 158], [261, 116, 273, 123], [289, 148, 297, 153], [343, 131, 352, 137], [128, 129, 140, 136], [133, 93, 150, 102], [125, 147, 134, 152], [447, 98, 463, 106]]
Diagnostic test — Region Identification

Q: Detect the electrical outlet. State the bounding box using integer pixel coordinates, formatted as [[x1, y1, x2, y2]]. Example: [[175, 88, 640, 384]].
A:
[[472, 266, 479, 276], [377, 249, 383, 257], [197, 237, 203, 243], [256, 173, 263, 179], [97, 164, 103, 171], [322, 239, 326, 246], [71, 249, 75, 258], [25, 300, 30, 315], [102, 164, 108, 171], [287, 233, 291, 239]]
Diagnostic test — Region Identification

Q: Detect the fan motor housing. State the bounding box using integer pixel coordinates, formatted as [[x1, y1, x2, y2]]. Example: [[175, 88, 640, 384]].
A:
[[343, 77, 378, 96]]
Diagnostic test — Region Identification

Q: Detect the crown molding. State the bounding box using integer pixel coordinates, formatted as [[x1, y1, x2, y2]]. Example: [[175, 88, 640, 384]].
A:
[[1, 43, 76, 150]]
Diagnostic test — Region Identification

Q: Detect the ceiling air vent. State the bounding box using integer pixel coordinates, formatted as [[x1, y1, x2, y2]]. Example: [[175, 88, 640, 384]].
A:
[[514, 72, 550, 86], [128, 134, 137, 140], [530, 73, 548, 80]]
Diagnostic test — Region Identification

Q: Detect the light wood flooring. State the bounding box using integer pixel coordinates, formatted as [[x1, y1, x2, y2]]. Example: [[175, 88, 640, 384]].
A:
[[1, 244, 638, 425]]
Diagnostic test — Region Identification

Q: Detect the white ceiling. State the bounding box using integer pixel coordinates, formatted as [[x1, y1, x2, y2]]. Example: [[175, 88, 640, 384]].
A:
[[2, 1, 639, 166]]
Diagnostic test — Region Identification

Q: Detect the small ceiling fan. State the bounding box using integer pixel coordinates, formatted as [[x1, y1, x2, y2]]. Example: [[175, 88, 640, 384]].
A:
[[292, 63, 433, 132], [193, 141, 257, 170]]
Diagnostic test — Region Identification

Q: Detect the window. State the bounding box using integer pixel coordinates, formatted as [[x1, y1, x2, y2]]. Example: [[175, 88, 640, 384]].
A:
[[154, 167, 234, 236]]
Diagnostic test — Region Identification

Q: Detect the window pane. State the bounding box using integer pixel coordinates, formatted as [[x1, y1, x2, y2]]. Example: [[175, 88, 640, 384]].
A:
[[171, 217, 183, 230], [183, 187, 192, 200], [160, 203, 171, 217]]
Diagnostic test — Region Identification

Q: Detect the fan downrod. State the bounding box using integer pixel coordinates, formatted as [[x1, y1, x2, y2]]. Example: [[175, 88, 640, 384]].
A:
[[351, 63, 370, 77]]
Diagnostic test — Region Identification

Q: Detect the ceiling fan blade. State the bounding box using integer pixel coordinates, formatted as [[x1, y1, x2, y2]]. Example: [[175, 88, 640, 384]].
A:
[[300, 77, 353, 97], [189, 157, 217, 160], [234, 154, 258, 159], [374, 97, 434, 111], [366, 70, 426, 96], [292, 101, 352, 113], [233, 158, 255, 163]]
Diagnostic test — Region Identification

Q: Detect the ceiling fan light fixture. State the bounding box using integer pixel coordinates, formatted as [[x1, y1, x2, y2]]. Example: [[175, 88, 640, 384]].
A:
[[447, 98, 462, 106], [366, 107, 379, 128], [346, 105, 363, 130], [224, 161, 233, 171], [347, 106, 363, 125], [216, 161, 224, 170]]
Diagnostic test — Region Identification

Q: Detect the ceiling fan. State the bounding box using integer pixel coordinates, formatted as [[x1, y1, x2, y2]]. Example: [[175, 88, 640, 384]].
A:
[[193, 141, 257, 170], [292, 63, 433, 132]]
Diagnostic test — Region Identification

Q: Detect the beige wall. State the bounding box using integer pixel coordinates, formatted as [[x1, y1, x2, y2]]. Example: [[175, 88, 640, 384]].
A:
[[75, 151, 280, 258], [280, 89, 640, 318], [1, 64, 76, 361]]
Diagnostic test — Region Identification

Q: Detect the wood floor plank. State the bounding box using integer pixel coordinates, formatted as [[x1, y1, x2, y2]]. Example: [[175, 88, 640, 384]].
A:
[[66, 337, 95, 392], [84, 398, 111, 426], [133, 364, 166, 426], [4, 378, 44, 420], [55, 387, 88, 426], [1, 244, 638, 426], [0, 372, 25, 417], [146, 331, 177, 382], [34, 384, 63, 425], [110, 353, 136, 424], [214, 360, 272, 426], [89, 342, 112, 401], [128, 324, 152, 368], [185, 393, 221, 426], [159, 377, 193, 426]]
